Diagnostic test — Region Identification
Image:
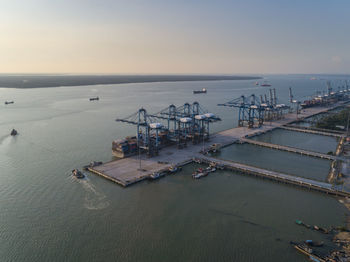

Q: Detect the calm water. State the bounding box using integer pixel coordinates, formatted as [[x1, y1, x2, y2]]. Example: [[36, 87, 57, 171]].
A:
[[251, 128, 338, 154], [1, 75, 349, 261], [214, 143, 331, 181]]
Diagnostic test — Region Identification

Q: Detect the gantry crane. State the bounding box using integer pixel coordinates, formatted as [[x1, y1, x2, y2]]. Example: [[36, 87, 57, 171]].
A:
[[218, 94, 264, 128]]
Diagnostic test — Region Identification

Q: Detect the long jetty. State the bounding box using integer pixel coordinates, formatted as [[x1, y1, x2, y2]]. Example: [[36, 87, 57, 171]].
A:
[[284, 123, 345, 135], [279, 125, 344, 138], [199, 157, 350, 198], [88, 100, 350, 197], [239, 137, 337, 160]]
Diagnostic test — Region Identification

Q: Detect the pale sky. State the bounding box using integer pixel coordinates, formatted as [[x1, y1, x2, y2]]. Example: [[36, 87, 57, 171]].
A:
[[0, 0, 349, 74]]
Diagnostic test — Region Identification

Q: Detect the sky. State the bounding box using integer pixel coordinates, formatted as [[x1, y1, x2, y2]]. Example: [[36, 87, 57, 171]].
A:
[[0, 0, 349, 74]]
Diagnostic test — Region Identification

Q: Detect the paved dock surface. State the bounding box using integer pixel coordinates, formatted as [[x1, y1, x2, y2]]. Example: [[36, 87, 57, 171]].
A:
[[89, 101, 350, 196]]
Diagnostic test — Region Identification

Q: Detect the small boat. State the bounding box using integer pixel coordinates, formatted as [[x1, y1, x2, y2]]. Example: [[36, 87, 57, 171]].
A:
[[255, 82, 259, 86], [295, 219, 311, 228], [210, 162, 224, 170], [313, 225, 328, 234], [150, 172, 165, 180], [90, 161, 103, 167], [84, 161, 103, 170], [5, 101, 14, 105], [10, 129, 18, 136], [72, 169, 85, 179], [193, 88, 207, 94], [193, 158, 202, 164], [168, 166, 182, 173], [260, 82, 271, 87], [89, 96, 99, 101], [192, 168, 209, 179], [206, 167, 216, 173], [192, 171, 208, 179]]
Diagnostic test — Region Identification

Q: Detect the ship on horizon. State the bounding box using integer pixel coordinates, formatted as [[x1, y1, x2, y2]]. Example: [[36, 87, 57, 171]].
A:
[[260, 81, 272, 87]]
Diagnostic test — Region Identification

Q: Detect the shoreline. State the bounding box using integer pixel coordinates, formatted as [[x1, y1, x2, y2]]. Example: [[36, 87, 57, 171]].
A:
[[0, 74, 262, 89]]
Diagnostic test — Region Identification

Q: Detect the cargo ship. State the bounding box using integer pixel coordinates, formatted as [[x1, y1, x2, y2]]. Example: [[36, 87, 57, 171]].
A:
[[193, 88, 207, 94], [89, 96, 99, 101], [300, 97, 324, 109], [112, 137, 138, 158]]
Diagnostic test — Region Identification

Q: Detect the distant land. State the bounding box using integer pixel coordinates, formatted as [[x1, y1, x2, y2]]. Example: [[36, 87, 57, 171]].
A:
[[0, 74, 262, 88]]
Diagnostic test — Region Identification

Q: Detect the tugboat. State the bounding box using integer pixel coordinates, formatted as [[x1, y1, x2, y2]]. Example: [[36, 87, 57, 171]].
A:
[[193, 88, 207, 94], [89, 96, 99, 101], [5, 101, 14, 105], [72, 169, 85, 179], [10, 129, 18, 136]]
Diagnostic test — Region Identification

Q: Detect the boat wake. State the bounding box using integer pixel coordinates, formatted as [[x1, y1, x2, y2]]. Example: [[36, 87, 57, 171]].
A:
[[0, 134, 11, 146], [80, 179, 110, 210]]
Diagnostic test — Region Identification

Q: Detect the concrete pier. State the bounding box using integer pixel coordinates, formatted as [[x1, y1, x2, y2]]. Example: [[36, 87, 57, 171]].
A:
[[239, 137, 337, 160], [279, 125, 344, 138], [199, 157, 350, 198], [88, 101, 350, 196]]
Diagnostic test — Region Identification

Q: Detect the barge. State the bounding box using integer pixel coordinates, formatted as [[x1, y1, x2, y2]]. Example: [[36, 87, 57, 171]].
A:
[[89, 96, 99, 101], [193, 88, 207, 94]]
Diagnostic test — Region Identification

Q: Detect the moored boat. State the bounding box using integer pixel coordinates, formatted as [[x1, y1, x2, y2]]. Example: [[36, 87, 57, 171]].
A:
[[168, 166, 182, 173], [304, 240, 324, 247], [150, 172, 165, 180], [206, 166, 216, 173], [313, 225, 329, 234], [192, 168, 209, 179], [84, 161, 103, 170]]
